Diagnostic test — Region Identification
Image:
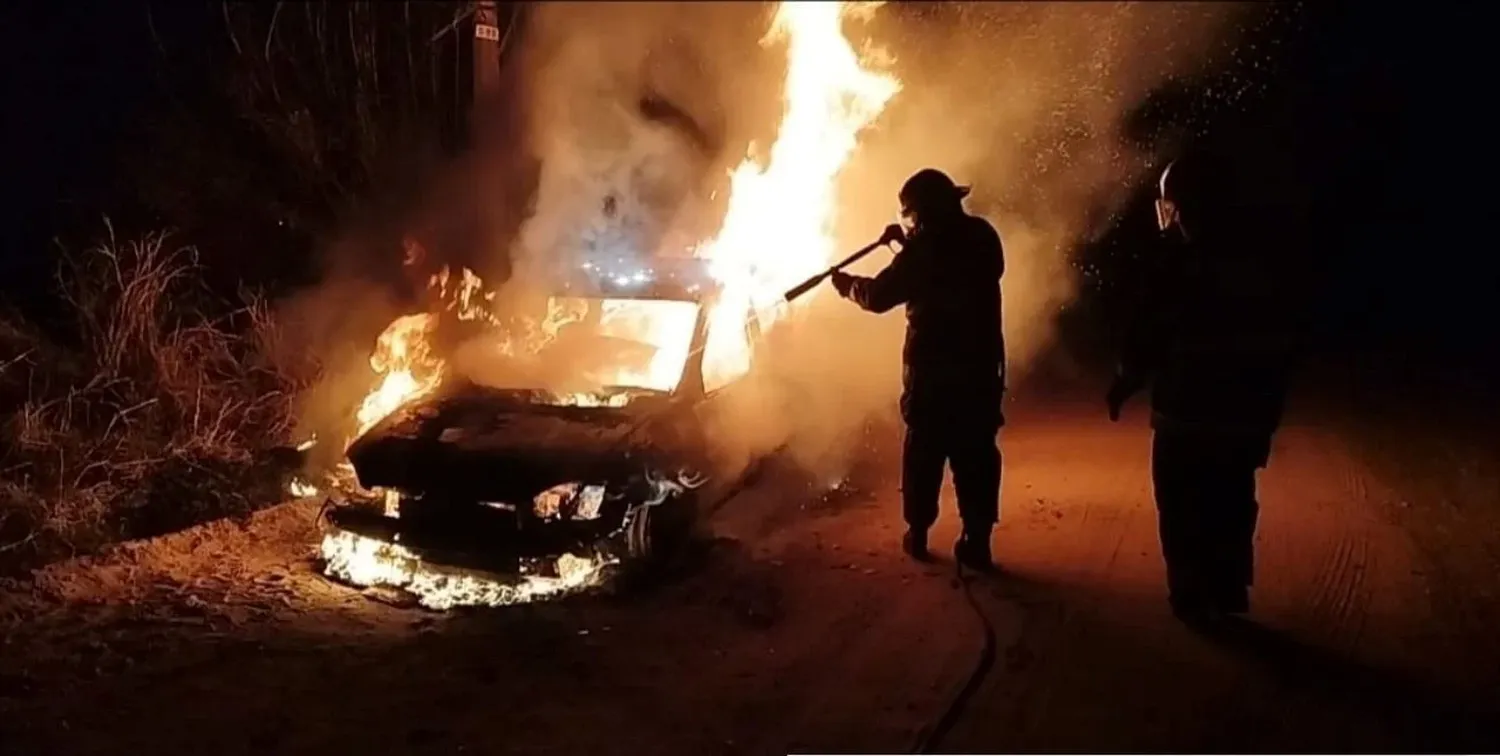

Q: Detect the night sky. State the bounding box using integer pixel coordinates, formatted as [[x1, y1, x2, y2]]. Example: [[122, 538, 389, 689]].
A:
[[4, 2, 154, 268], [1, 2, 1491, 380]]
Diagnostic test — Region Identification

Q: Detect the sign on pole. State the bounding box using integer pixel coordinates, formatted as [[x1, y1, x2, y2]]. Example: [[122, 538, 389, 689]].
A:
[[475, 3, 500, 41]]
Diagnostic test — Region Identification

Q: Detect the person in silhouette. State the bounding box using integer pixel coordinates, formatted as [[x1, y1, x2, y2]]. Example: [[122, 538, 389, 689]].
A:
[[832, 168, 1005, 570], [1109, 148, 1299, 626]]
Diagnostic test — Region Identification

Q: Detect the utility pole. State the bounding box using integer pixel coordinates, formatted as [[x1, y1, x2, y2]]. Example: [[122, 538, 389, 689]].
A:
[[472, 1, 503, 108], [465, 1, 530, 284]]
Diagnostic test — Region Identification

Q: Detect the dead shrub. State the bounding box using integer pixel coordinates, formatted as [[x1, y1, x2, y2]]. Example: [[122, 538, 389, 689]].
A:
[[0, 222, 318, 571]]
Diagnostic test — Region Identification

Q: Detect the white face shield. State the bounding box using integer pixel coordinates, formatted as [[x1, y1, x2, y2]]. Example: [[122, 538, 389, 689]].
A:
[[1155, 197, 1179, 233], [1154, 161, 1195, 239]]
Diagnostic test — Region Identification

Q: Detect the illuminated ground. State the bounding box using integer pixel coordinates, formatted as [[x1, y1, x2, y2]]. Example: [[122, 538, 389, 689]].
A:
[[3, 396, 1497, 753]]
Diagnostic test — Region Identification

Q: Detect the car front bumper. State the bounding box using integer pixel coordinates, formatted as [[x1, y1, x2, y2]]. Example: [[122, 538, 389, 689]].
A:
[[318, 504, 634, 610]]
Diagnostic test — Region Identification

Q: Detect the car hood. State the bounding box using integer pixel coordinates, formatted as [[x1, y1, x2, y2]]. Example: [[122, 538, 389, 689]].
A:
[[347, 394, 676, 502]]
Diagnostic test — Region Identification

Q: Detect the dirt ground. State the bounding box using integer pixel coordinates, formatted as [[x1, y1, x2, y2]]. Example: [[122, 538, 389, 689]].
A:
[[2, 396, 1498, 755]]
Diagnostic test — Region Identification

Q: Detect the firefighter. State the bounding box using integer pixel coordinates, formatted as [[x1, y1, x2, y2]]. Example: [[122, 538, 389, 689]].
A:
[[1108, 149, 1297, 626], [831, 168, 1006, 571]]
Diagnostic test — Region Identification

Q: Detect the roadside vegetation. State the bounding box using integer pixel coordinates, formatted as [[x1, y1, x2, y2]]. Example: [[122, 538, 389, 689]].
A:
[[0, 225, 316, 570], [0, 1, 507, 573]]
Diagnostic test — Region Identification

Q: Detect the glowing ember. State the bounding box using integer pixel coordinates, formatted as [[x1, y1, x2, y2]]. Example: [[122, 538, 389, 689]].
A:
[[533, 484, 568, 520], [289, 478, 320, 498], [319, 529, 616, 610], [698, 1, 900, 386], [546, 392, 632, 408]]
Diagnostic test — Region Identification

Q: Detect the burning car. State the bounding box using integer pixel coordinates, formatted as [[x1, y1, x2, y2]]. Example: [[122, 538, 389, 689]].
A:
[[296, 0, 906, 610], [316, 257, 773, 609]]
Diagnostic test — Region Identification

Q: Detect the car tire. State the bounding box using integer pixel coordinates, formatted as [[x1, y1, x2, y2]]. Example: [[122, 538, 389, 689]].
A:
[[625, 501, 654, 561], [618, 493, 697, 588]]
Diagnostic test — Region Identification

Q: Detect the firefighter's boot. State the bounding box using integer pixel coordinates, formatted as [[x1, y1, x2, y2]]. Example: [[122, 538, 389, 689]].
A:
[[955, 528, 995, 572], [902, 528, 931, 562]]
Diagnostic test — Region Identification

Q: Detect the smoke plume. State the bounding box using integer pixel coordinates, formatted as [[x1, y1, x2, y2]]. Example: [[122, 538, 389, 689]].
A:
[[476, 1, 1260, 480], [506, 2, 775, 286], [837, 2, 1258, 373]]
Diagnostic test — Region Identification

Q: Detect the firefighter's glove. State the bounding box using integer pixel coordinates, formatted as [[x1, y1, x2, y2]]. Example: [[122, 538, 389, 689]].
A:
[[831, 271, 855, 298], [879, 223, 907, 247], [1106, 376, 1136, 422]]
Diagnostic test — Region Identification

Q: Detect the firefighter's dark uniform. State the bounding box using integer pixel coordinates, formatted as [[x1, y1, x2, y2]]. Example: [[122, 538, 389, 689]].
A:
[[1113, 155, 1297, 620], [838, 208, 1006, 548]]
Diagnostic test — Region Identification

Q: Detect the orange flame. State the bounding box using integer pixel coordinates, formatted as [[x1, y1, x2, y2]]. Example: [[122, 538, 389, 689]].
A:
[[698, 1, 900, 387], [354, 313, 445, 438]]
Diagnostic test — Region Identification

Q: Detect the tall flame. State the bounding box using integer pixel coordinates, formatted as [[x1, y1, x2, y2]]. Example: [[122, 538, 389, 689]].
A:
[[354, 313, 445, 438], [699, 1, 900, 387]]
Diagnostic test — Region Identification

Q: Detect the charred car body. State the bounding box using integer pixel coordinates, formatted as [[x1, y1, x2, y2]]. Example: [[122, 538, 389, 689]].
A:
[[319, 257, 770, 608]]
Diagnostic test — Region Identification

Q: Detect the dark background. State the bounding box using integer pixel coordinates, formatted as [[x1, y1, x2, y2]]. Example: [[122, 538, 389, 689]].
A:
[[2, 2, 1492, 388]]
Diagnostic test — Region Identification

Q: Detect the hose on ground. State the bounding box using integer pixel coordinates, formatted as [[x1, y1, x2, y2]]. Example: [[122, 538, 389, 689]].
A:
[[909, 560, 998, 754]]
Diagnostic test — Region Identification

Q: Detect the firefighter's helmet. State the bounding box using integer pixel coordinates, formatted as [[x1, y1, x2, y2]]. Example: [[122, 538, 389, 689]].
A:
[[899, 168, 971, 221], [1154, 150, 1237, 238]]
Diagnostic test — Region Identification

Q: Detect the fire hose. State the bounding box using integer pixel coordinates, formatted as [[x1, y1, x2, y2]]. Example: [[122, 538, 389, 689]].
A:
[[909, 561, 999, 754], [782, 236, 1001, 752], [616, 234, 893, 448], [782, 237, 894, 303], [615, 236, 895, 498]]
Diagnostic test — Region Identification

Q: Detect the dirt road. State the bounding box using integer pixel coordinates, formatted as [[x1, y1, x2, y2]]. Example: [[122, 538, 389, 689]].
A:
[[3, 399, 1497, 754]]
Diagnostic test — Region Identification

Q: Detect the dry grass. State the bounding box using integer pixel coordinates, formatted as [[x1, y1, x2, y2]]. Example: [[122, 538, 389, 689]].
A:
[[0, 223, 318, 571]]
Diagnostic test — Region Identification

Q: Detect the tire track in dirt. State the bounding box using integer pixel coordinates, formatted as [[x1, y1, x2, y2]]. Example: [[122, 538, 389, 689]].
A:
[[937, 418, 1167, 751], [1334, 413, 1500, 690], [695, 467, 949, 754], [712, 440, 1018, 754], [717, 485, 975, 750], [937, 414, 1472, 753], [1309, 427, 1382, 651], [1306, 532, 1357, 643], [780, 474, 1013, 752], [1333, 538, 1372, 647], [1253, 426, 1386, 653], [1332, 443, 1379, 651], [768, 559, 974, 753]]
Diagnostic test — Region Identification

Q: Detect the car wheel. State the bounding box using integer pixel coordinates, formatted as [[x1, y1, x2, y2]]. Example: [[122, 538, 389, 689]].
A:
[[625, 501, 654, 561], [620, 493, 697, 583]]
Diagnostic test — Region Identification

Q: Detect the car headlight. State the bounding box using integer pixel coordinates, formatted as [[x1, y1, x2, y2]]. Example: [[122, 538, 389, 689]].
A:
[[532, 482, 607, 521]]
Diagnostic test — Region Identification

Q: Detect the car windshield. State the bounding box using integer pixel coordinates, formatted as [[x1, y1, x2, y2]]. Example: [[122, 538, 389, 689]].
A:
[[454, 296, 701, 406]]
